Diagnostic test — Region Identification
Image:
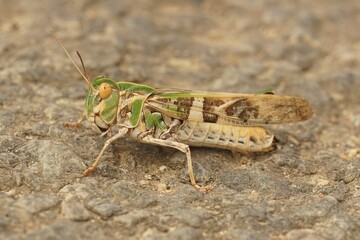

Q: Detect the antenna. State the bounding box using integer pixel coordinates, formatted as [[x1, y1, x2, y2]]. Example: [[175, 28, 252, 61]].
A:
[[76, 51, 89, 80], [51, 32, 96, 92]]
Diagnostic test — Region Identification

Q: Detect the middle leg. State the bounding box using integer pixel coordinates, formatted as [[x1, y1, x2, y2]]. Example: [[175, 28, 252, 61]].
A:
[[140, 136, 198, 188]]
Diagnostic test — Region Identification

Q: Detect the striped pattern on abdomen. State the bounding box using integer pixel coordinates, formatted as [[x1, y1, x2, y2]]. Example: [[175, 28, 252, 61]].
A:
[[175, 121, 274, 152]]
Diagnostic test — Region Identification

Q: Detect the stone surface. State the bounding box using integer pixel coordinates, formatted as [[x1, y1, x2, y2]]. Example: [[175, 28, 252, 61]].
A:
[[0, 0, 360, 239]]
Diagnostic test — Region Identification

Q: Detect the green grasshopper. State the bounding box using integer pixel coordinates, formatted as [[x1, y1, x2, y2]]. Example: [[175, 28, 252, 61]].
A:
[[54, 35, 313, 189]]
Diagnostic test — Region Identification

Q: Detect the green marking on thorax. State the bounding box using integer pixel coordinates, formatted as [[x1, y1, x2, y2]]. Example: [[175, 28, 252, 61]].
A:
[[130, 99, 143, 126], [145, 113, 166, 130], [118, 82, 155, 127], [118, 82, 154, 94]]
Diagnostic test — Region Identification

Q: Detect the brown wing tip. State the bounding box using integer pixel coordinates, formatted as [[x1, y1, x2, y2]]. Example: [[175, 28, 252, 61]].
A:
[[296, 97, 314, 121]]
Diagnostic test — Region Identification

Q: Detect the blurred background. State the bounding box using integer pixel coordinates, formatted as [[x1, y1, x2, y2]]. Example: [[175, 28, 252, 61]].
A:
[[1, 0, 359, 239]]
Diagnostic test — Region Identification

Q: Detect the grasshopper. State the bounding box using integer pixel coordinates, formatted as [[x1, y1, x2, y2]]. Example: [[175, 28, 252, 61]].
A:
[[54, 35, 313, 189]]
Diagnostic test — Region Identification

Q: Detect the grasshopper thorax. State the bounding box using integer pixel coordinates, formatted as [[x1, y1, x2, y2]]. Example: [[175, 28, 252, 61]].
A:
[[85, 77, 120, 132]]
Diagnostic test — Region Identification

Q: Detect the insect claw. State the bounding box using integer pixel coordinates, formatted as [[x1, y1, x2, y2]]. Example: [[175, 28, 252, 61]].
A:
[[193, 184, 213, 193], [82, 167, 95, 176], [64, 122, 81, 127], [64, 114, 85, 128]]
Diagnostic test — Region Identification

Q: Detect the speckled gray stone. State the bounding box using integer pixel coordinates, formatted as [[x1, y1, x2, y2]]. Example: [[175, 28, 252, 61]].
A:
[[1, 0, 360, 239]]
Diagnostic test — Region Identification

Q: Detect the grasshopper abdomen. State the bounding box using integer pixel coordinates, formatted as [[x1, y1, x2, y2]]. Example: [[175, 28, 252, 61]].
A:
[[176, 121, 274, 152]]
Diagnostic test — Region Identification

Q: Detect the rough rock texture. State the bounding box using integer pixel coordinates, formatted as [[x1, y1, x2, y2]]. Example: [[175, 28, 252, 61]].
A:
[[1, 0, 360, 239]]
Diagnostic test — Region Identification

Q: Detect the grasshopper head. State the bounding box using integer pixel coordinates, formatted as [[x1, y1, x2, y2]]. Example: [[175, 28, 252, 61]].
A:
[[85, 77, 120, 132], [51, 35, 120, 132]]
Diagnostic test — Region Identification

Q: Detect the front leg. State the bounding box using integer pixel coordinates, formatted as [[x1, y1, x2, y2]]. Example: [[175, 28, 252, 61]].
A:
[[140, 135, 199, 188], [83, 127, 129, 176], [64, 113, 85, 127]]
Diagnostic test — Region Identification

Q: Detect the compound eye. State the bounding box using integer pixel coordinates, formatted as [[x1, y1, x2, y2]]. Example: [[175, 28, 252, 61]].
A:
[[99, 82, 112, 99]]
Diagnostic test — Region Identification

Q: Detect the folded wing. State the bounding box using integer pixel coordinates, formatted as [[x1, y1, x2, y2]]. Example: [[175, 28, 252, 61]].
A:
[[146, 89, 313, 126]]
